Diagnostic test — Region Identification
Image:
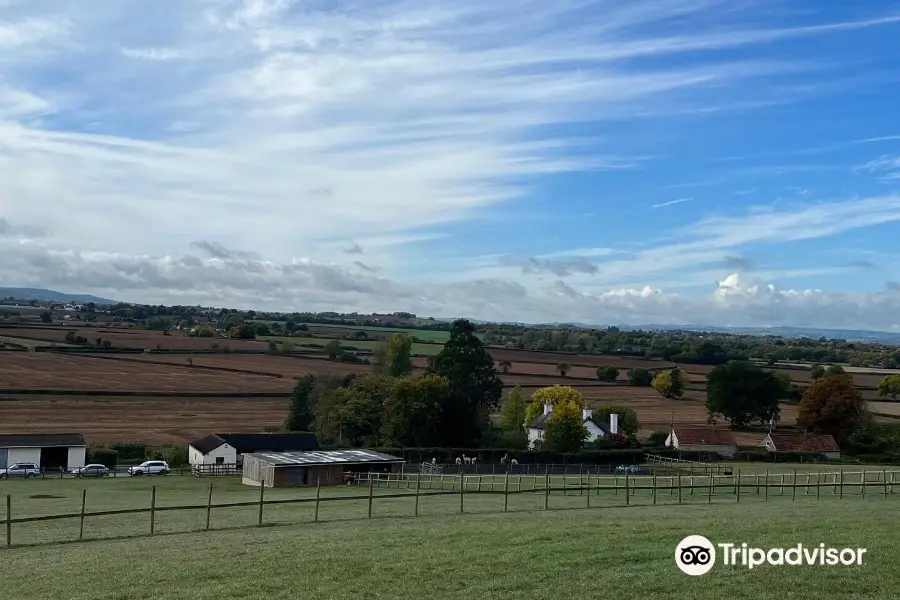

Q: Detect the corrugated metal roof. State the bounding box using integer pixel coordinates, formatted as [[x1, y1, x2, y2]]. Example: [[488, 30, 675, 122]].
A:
[[0, 433, 86, 448], [246, 449, 405, 466], [190, 433, 319, 454]]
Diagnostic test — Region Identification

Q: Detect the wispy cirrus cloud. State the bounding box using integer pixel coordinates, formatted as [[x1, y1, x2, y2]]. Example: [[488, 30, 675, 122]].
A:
[[652, 197, 693, 208]]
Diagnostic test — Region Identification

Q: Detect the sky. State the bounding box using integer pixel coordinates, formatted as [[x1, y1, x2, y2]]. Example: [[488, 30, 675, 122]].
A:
[[2, 0, 900, 330]]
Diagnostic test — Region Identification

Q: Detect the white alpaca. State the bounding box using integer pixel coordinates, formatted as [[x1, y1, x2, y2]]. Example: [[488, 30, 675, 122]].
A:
[[471, 457, 477, 465], [464, 456, 472, 464], [431, 457, 437, 465], [510, 459, 519, 465], [455, 456, 462, 465]]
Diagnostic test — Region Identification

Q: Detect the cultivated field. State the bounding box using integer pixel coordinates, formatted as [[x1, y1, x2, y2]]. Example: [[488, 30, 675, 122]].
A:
[[0, 353, 292, 393], [295, 322, 456, 342], [487, 348, 674, 369], [0, 326, 270, 351], [2, 476, 899, 599], [0, 395, 289, 443], [262, 335, 444, 355]]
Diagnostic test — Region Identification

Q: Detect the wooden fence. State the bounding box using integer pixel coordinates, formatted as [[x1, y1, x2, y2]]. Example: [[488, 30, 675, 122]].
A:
[[1, 469, 897, 548], [645, 454, 729, 475]]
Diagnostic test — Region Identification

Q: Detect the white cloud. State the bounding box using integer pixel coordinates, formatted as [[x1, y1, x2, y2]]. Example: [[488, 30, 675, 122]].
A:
[[1, 1, 900, 328], [652, 197, 693, 208]]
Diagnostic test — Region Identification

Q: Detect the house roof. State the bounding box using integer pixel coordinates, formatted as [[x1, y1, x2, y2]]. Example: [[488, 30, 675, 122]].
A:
[[246, 449, 405, 467], [768, 433, 840, 453], [673, 428, 737, 446], [528, 413, 552, 430], [190, 433, 319, 455], [0, 433, 86, 448]]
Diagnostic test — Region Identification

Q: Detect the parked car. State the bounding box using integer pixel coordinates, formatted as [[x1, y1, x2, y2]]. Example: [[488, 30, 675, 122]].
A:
[[0, 463, 41, 479], [127, 461, 170, 476], [72, 464, 111, 478]]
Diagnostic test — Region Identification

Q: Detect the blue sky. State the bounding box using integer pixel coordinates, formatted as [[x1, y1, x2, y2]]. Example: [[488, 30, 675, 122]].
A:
[[1, 0, 900, 329]]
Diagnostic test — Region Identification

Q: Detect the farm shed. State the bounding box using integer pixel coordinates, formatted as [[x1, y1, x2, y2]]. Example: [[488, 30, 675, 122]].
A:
[[527, 405, 613, 449], [242, 450, 405, 487], [0, 433, 86, 470], [189, 432, 319, 466], [665, 427, 738, 458], [763, 433, 841, 460]]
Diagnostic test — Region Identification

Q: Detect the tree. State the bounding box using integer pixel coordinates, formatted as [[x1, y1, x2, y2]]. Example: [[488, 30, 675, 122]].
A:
[[878, 374, 900, 400], [40, 311, 52, 323], [498, 386, 528, 448], [324, 340, 342, 360], [810, 364, 825, 380], [227, 323, 256, 339], [284, 374, 316, 431], [525, 385, 585, 425], [798, 373, 868, 438], [652, 368, 686, 399], [542, 400, 588, 453], [313, 374, 392, 447], [161, 444, 189, 468], [426, 319, 503, 447], [498, 360, 512, 374], [379, 333, 413, 377], [705, 361, 786, 427], [381, 374, 450, 447], [591, 405, 640, 437], [627, 368, 653, 386], [648, 431, 668, 447], [556, 363, 570, 377], [596, 365, 619, 382], [824, 364, 846, 377]]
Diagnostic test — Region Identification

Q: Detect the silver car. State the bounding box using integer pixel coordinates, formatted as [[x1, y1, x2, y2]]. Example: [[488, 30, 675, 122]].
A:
[[72, 464, 111, 478], [127, 460, 170, 476], [0, 462, 41, 479]]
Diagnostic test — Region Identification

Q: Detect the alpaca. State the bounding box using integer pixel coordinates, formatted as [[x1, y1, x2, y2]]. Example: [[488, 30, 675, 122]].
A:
[[455, 456, 462, 465], [510, 459, 519, 465]]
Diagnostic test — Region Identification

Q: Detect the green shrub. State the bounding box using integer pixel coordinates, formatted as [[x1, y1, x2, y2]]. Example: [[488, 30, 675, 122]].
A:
[[162, 444, 189, 467], [110, 442, 149, 461], [88, 448, 119, 468]]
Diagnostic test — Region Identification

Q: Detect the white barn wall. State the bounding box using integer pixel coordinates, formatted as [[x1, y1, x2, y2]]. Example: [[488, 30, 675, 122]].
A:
[[68, 446, 86, 469], [189, 443, 237, 465], [7, 448, 41, 464]]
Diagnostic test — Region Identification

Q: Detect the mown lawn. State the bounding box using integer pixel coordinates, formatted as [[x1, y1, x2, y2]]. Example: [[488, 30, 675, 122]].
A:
[[2, 493, 897, 600]]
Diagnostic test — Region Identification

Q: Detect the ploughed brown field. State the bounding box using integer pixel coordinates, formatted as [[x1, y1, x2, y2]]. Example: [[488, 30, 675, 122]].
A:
[[0, 326, 271, 351], [0, 395, 288, 444], [486, 348, 674, 370], [0, 353, 293, 393]]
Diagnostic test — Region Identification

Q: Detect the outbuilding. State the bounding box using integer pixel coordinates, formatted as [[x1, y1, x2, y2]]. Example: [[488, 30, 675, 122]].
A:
[[242, 450, 405, 487], [189, 432, 319, 466], [763, 433, 841, 460], [665, 427, 738, 458], [0, 433, 87, 471]]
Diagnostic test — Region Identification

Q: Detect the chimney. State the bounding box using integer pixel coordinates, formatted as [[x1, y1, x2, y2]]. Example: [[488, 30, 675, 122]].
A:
[[582, 408, 592, 421], [609, 413, 619, 435], [543, 403, 553, 416]]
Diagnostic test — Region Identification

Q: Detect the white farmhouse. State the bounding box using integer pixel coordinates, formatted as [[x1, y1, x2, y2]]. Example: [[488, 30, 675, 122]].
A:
[[526, 404, 613, 449], [189, 433, 319, 467]]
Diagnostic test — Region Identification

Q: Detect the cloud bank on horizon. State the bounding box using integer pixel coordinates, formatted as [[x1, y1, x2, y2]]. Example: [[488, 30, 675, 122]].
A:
[[2, 0, 900, 330]]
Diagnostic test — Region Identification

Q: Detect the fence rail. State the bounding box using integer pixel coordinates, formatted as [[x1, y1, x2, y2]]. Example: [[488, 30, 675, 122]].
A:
[[645, 454, 729, 475], [1, 468, 897, 548]]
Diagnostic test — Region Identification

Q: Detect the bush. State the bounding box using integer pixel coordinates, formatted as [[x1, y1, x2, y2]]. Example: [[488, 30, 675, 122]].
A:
[[110, 442, 149, 461], [88, 448, 119, 468], [647, 431, 668, 447], [161, 444, 189, 467]]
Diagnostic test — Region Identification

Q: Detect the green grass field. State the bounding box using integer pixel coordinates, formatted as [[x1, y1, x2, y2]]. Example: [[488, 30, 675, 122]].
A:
[[300, 323, 459, 342], [262, 336, 445, 356], [2, 472, 898, 599]]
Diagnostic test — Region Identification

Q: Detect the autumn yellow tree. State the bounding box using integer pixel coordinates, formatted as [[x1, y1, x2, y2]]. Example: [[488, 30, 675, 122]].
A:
[[524, 385, 585, 426], [798, 373, 867, 437], [651, 368, 687, 399], [543, 399, 589, 452]]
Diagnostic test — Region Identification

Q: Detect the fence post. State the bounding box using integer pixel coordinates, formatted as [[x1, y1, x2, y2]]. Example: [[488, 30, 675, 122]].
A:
[[708, 474, 713, 504], [678, 470, 682, 504], [544, 468, 550, 510], [414, 475, 421, 517], [79, 489, 87, 540], [5, 495, 10, 547], [756, 474, 760, 495], [504, 470, 510, 512], [764, 470, 769, 502], [314, 478, 321, 522], [368, 475, 374, 518], [839, 470, 844, 499], [206, 482, 213, 530], [587, 473, 592, 508], [792, 469, 797, 501], [460, 475, 465, 514], [652, 472, 657, 505], [150, 486, 156, 535], [883, 469, 888, 499], [625, 470, 630, 506], [862, 470, 866, 499], [736, 469, 740, 504], [257, 480, 265, 526], [816, 472, 821, 500]]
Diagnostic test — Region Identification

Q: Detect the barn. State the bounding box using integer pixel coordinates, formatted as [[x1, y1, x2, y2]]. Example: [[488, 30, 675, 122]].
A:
[[188, 432, 319, 466], [242, 450, 405, 487], [665, 427, 738, 458], [763, 433, 841, 460], [0, 433, 87, 471]]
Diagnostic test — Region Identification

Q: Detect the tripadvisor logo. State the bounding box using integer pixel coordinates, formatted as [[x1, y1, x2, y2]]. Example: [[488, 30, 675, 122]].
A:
[[675, 535, 867, 575]]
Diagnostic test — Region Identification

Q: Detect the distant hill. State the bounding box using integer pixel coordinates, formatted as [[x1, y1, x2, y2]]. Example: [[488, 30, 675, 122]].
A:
[[0, 288, 118, 305]]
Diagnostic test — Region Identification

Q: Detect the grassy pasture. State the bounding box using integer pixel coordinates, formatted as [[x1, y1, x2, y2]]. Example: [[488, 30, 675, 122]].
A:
[[2, 473, 899, 600]]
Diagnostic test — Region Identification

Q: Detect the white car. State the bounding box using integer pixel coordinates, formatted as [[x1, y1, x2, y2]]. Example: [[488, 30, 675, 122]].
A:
[[0, 462, 41, 478], [126, 460, 170, 476]]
